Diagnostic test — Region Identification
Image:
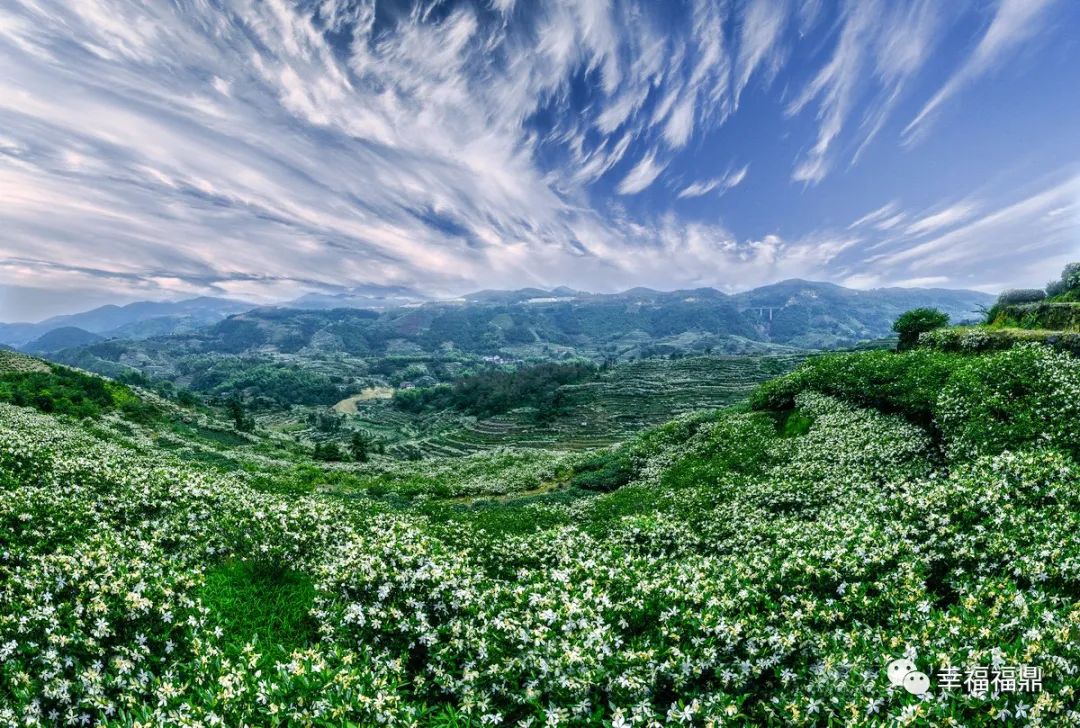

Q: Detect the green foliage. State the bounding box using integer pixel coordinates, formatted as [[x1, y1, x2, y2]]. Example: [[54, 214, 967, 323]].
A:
[[198, 560, 318, 656], [394, 361, 595, 419], [1046, 261, 1080, 299], [307, 410, 344, 433], [921, 325, 1080, 354], [990, 300, 1080, 333], [996, 288, 1046, 306], [9, 317, 1080, 728], [312, 441, 344, 461], [892, 307, 950, 350], [225, 396, 255, 432], [0, 365, 149, 420], [779, 410, 814, 437], [349, 429, 380, 462], [189, 358, 342, 406], [753, 343, 1080, 463], [568, 449, 636, 491], [5, 335, 1080, 726], [750, 348, 957, 426], [937, 344, 1080, 460], [660, 412, 780, 490], [392, 383, 452, 413]]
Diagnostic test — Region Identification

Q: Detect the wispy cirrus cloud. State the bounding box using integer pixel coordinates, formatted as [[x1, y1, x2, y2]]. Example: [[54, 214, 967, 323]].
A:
[[905, 202, 980, 236], [0, 0, 1074, 319], [903, 0, 1064, 142], [617, 150, 668, 195], [875, 175, 1080, 272], [677, 165, 749, 199], [789, 0, 944, 184]]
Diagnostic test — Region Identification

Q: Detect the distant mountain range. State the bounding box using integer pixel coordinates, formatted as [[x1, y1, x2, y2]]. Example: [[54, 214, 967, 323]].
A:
[[1, 297, 254, 349], [1, 289, 434, 351], [45, 281, 994, 382]]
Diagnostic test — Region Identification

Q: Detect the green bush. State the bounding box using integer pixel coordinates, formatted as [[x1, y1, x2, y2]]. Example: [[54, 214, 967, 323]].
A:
[[750, 349, 957, 426], [661, 413, 780, 489], [394, 361, 595, 418], [312, 441, 344, 461], [1046, 261, 1080, 299], [937, 344, 1080, 460], [0, 365, 149, 419], [892, 307, 950, 350], [996, 288, 1046, 306], [570, 450, 637, 491], [921, 325, 1080, 354], [753, 343, 1080, 462]]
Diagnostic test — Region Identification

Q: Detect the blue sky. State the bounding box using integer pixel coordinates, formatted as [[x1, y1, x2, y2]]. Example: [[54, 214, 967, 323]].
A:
[[1, 0, 1079, 320]]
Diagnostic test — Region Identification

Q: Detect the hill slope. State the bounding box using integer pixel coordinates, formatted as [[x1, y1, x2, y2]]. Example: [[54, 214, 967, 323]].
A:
[[1, 340, 1077, 725], [20, 326, 104, 353]]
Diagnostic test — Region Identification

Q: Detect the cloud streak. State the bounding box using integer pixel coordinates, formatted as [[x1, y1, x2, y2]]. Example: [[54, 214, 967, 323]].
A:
[[677, 165, 749, 198], [0, 0, 1073, 318], [904, 0, 1063, 142]]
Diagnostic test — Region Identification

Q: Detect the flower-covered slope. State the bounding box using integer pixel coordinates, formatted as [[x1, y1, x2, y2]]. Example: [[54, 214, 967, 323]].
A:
[[2, 345, 1079, 726]]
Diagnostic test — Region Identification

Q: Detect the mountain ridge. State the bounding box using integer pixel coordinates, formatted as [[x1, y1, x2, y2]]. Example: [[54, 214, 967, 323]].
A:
[[0, 296, 253, 348], [46, 280, 994, 389]]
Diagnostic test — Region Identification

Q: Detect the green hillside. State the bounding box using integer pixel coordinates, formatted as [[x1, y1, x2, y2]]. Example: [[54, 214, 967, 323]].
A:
[[324, 355, 807, 459], [2, 330, 1078, 725], [919, 263, 1080, 355]]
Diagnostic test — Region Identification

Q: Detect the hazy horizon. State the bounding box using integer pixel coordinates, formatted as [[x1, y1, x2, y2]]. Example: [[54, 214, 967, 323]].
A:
[[1, 0, 1078, 320], [0, 275, 1009, 325]]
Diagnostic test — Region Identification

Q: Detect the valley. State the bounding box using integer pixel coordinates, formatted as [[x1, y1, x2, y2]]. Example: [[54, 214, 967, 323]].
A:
[[1, 271, 1077, 726], [5, 2, 1077, 724]]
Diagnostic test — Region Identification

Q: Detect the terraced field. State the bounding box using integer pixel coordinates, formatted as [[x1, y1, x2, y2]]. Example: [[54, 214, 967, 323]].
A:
[[343, 354, 808, 457], [332, 386, 394, 413]]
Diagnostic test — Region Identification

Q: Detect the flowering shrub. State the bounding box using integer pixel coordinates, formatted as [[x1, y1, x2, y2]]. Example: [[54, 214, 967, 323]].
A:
[[920, 326, 1080, 354], [937, 344, 1080, 460], [3, 342, 1080, 726], [749, 349, 957, 425]]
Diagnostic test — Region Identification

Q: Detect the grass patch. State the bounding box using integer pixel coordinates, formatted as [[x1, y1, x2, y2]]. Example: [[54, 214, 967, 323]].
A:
[[199, 560, 318, 655], [779, 410, 814, 438]]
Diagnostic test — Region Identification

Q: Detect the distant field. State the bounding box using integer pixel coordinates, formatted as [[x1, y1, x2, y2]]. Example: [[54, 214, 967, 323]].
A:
[[332, 386, 394, 413], [334, 354, 808, 458]]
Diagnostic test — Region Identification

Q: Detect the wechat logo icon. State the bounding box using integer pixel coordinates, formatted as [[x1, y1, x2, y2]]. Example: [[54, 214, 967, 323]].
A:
[[887, 658, 930, 695]]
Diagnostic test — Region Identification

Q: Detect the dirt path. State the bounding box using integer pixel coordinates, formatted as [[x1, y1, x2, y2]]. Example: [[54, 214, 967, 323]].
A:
[[333, 386, 394, 414]]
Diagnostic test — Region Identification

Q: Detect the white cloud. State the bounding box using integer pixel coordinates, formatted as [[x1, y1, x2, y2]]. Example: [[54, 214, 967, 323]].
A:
[[904, 0, 1062, 141], [848, 201, 901, 229], [788, 1, 876, 184], [676, 179, 721, 199], [734, 0, 788, 105], [892, 275, 951, 288], [878, 175, 1080, 273], [616, 150, 667, 195], [0, 0, 1072, 317], [663, 97, 696, 148], [905, 202, 979, 236], [790, 0, 944, 183], [676, 164, 749, 198]]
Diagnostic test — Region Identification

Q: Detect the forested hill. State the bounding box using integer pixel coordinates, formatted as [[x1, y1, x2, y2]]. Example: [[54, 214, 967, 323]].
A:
[[52, 281, 991, 367]]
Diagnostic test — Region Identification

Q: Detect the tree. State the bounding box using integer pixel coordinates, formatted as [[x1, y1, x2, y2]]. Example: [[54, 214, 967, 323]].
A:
[[892, 308, 949, 351], [350, 430, 377, 463], [1046, 262, 1080, 298], [225, 396, 254, 432], [312, 441, 343, 462]]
